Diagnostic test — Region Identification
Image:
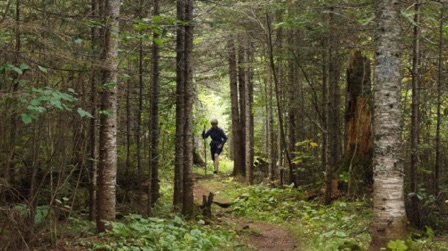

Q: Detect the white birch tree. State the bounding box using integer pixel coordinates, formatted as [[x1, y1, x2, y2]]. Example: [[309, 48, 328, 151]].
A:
[[370, 0, 407, 249], [96, 0, 120, 233]]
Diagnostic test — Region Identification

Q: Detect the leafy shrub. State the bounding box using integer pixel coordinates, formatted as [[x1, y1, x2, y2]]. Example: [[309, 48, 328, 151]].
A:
[[232, 184, 304, 222], [89, 214, 236, 251]]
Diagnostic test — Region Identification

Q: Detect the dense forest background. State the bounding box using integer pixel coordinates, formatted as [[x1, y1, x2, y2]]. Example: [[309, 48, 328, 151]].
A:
[[1, 0, 448, 250]]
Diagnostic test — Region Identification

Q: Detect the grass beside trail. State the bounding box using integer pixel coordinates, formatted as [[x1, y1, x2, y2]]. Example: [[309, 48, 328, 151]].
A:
[[195, 159, 448, 251]]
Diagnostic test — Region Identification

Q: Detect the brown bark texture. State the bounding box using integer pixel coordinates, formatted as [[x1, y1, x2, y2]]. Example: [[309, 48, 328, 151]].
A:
[[344, 50, 373, 195], [173, 0, 185, 210], [228, 37, 245, 177], [182, 0, 195, 217]]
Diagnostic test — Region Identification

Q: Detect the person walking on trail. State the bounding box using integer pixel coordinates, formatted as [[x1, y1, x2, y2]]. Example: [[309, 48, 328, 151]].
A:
[[202, 119, 227, 174]]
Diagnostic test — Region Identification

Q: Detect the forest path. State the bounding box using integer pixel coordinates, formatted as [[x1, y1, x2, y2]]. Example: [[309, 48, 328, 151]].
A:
[[193, 173, 300, 251]]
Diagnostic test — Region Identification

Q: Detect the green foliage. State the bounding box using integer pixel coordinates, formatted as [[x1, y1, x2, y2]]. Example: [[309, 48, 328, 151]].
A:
[[298, 201, 371, 250], [232, 184, 304, 222], [408, 184, 436, 208], [13, 204, 50, 224], [229, 184, 370, 250], [122, 15, 174, 45], [1, 63, 92, 124], [405, 226, 448, 251], [387, 239, 408, 251], [20, 87, 92, 124], [88, 214, 235, 251]]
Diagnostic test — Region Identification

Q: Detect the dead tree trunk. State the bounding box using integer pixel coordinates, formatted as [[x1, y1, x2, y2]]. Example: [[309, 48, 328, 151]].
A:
[[343, 50, 373, 195]]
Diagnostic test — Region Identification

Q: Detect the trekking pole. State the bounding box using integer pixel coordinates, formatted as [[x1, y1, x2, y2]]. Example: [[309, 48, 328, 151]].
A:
[[203, 125, 207, 175]]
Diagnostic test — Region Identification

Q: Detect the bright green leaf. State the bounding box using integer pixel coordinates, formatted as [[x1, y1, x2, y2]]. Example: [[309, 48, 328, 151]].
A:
[[38, 65, 48, 73], [21, 113, 32, 124], [387, 240, 408, 251], [77, 108, 93, 118], [153, 15, 162, 23], [10, 65, 23, 75], [120, 73, 131, 80], [153, 37, 163, 46], [19, 63, 30, 70], [99, 110, 113, 116]]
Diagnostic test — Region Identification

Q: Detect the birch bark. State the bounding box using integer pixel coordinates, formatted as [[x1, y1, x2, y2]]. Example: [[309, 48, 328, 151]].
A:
[[370, 0, 407, 248], [97, 0, 120, 233]]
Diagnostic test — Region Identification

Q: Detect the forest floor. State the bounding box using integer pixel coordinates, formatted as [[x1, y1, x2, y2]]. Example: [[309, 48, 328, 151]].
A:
[[193, 173, 300, 251]]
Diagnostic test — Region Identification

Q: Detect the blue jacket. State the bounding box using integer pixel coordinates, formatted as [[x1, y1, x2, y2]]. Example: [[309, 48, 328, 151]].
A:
[[202, 127, 227, 148]]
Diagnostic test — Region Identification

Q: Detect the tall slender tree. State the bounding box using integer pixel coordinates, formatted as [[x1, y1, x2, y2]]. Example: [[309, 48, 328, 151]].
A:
[[96, 0, 120, 233], [325, 7, 342, 204], [173, 0, 186, 210], [149, 0, 161, 210], [266, 13, 293, 185], [369, 0, 407, 249], [434, 6, 444, 196], [182, 0, 195, 217], [409, 0, 421, 227], [244, 45, 253, 185], [228, 36, 245, 177]]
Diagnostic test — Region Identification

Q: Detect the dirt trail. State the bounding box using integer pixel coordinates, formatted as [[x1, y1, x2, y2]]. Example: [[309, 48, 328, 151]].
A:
[[194, 174, 299, 251]]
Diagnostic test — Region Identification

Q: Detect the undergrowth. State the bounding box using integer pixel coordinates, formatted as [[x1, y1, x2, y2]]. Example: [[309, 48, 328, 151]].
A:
[[55, 161, 447, 251], [209, 178, 448, 251], [226, 183, 370, 250], [67, 214, 242, 251]]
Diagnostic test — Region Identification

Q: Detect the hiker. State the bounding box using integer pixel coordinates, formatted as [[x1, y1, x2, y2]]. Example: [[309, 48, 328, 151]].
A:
[[202, 119, 227, 174]]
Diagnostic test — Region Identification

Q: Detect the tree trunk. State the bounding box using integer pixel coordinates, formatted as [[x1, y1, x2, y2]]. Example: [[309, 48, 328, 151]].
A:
[[287, 31, 298, 185], [136, 0, 144, 194], [409, 0, 421, 227], [369, 0, 407, 249], [344, 50, 373, 195], [96, 0, 120, 233], [88, 0, 102, 221], [248, 45, 255, 180], [149, 0, 161, 211], [434, 7, 444, 196], [266, 13, 293, 186], [173, 0, 185, 210], [321, 38, 330, 203], [238, 35, 247, 176], [325, 8, 342, 204], [125, 62, 131, 195], [267, 76, 276, 183], [244, 45, 253, 185], [228, 37, 245, 177], [182, 0, 195, 218]]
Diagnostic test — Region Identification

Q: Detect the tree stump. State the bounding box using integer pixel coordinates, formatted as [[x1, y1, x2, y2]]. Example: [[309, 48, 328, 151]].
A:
[[336, 50, 374, 195], [200, 192, 214, 218]]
